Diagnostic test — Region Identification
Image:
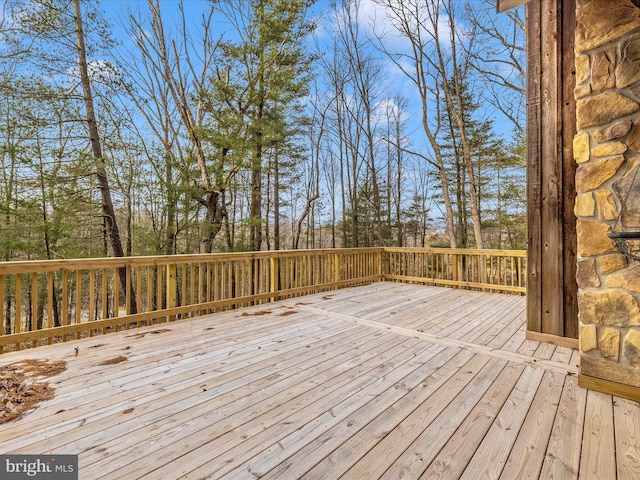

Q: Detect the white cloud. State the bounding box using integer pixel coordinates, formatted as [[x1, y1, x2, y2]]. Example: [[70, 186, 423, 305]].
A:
[[374, 97, 410, 125]]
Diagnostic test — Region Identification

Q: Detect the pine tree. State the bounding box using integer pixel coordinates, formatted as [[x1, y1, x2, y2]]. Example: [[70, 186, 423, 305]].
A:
[[211, 0, 314, 251]]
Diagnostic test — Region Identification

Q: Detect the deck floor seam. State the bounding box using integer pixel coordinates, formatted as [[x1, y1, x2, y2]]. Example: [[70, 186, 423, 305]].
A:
[[288, 303, 578, 376]]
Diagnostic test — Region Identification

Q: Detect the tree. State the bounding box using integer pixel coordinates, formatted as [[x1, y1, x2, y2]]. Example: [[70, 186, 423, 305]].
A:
[[375, 0, 457, 248], [318, 0, 393, 247], [214, 0, 314, 251], [120, 2, 209, 255], [464, 0, 525, 135], [125, 0, 230, 254], [1, 0, 126, 260], [73, 0, 128, 257], [382, 95, 410, 246]]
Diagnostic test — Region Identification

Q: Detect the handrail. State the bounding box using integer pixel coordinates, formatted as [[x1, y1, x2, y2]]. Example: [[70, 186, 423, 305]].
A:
[[0, 248, 525, 352]]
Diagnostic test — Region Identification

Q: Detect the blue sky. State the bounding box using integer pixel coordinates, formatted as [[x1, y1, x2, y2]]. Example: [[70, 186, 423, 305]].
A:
[[98, 0, 522, 133]]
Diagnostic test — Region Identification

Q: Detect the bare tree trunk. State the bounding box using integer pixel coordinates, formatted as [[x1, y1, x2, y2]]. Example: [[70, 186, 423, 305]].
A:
[[378, 0, 457, 248], [430, 0, 484, 248], [73, 0, 136, 313], [338, 106, 348, 248], [142, 0, 221, 253], [250, 148, 263, 252], [274, 148, 281, 250], [395, 109, 403, 247]]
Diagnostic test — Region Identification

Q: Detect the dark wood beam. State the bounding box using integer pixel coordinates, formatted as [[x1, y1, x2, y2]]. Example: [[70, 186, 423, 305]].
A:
[[526, 0, 578, 339]]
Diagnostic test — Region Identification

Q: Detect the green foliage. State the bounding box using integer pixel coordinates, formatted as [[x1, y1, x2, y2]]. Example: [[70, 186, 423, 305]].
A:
[[438, 76, 526, 249], [0, 0, 527, 259]]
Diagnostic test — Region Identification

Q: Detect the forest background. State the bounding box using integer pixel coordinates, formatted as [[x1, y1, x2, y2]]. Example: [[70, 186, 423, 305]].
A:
[[0, 0, 526, 262]]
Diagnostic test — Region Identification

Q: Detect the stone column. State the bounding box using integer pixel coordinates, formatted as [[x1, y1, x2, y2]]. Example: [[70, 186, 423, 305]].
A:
[[574, 0, 640, 397]]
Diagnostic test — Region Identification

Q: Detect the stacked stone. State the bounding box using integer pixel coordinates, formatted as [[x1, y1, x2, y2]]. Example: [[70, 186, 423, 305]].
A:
[[574, 0, 640, 387]]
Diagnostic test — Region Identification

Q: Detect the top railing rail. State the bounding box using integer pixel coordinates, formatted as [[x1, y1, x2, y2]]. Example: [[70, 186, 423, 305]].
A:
[[0, 247, 525, 352]]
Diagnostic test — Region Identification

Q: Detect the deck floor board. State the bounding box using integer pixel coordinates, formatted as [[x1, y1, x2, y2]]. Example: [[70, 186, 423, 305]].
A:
[[0, 282, 638, 479]]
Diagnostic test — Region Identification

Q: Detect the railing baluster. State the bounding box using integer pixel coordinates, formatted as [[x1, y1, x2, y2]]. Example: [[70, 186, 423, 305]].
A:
[[167, 264, 177, 322], [89, 269, 95, 327], [181, 264, 187, 318], [147, 266, 153, 315], [31, 273, 38, 348], [126, 265, 132, 316], [101, 269, 108, 322], [158, 266, 164, 319], [47, 272, 54, 333], [136, 266, 143, 318], [114, 268, 120, 319], [75, 270, 82, 328], [190, 263, 195, 311], [60, 270, 68, 330]]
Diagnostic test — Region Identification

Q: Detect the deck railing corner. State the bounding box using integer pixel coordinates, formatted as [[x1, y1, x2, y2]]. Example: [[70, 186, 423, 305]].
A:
[[0, 247, 525, 352]]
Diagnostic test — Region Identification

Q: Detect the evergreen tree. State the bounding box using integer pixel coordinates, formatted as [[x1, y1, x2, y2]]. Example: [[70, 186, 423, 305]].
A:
[[211, 0, 314, 251], [439, 77, 526, 249]]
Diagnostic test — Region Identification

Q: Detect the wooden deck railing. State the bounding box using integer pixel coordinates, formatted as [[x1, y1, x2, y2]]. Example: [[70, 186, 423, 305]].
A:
[[384, 248, 526, 294], [0, 248, 525, 352]]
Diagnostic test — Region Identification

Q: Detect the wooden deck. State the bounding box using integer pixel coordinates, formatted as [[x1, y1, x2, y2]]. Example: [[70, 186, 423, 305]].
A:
[[0, 283, 638, 479]]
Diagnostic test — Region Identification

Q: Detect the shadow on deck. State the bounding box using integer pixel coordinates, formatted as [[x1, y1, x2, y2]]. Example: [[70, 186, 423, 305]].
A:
[[0, 283, 638, 479]]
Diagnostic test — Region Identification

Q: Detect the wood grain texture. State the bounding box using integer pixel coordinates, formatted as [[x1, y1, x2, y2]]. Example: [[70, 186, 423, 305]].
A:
[[526, 0, 543, 336], [615, 397, 640, 480], [526, 0, 578, 340], [0, 284, 629, 480], [579, 390, 616, 480], [1, 248, 527, 351]]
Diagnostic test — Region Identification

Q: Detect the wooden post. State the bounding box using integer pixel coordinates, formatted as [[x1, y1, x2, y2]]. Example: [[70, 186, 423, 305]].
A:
[[31, 273, 38, 347], [89, 269, 95, 328], [452, 253, 459, 289], [47, 272, 53, 332], [31, 273, 38, 329], [206, 262, 211, 311], [147, 266, 154, 315], [62, 270, 69, 327], [526, 0, 578, 339], [166, 264, 177, 322], [125, 266, 131, 316], [113, 268, 119, 319], [181, 264, 187, 318], [189, 264, 195, 308], [334, 253, 340, 286], [270, 257, 277, 302], [136, 267, 143, 318]]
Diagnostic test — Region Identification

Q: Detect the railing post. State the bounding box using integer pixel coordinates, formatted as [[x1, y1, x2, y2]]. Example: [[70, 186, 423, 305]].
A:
[[166, 264, 177, 321], [113, 269, 120, 318], [125, 266, 131, 315], [270, 256, 277, 302], [482, 254, 487, 291], [452, 253, 459, 289], [334, 253, 340, 286]]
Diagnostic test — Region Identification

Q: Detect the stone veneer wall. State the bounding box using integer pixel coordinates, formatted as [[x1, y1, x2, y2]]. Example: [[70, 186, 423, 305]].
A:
[[574, 0, 640, 389]]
